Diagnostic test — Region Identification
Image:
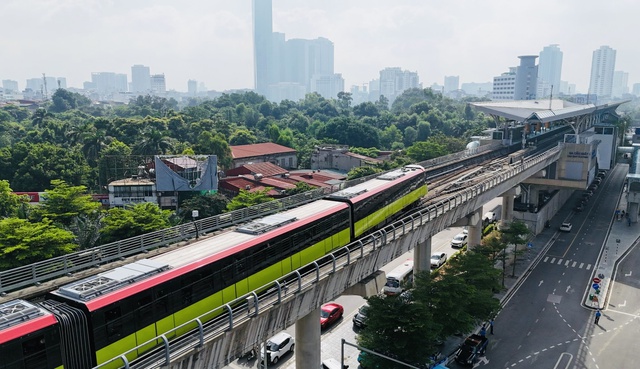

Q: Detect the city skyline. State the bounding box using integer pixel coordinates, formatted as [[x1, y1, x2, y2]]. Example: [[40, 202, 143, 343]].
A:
[[2, 0, 638, 94]]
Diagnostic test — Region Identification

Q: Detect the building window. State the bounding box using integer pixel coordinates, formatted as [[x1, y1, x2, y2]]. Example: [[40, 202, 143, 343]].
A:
[[113, 185, 153, 198]]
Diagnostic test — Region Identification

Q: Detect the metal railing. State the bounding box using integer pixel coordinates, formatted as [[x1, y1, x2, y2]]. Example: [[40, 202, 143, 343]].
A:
[[0, 142, 503, 296], [95, 146, 560, 369]]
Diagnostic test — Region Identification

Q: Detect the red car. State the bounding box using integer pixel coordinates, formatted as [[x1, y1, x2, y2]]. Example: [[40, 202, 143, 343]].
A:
[[320, 302, 344, 329]]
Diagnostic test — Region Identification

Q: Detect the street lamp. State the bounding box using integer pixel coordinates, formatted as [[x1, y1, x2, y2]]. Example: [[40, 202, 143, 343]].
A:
[[192, 210, 199, 239]]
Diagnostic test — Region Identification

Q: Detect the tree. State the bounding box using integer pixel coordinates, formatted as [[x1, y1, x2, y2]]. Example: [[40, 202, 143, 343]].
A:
[[11, 143, 91, 190], [99, 202, 172, 244], [0, 180, 28, 218], [357, 293, 440, 369], [0, 217, 76, 270], [132, 128, 174, 155], [501, 220, 530, 277], [406, 140, 447, 161], [193, 132, 233, 169], [284, 182, 315, 196], [179, 193, 229, 221], [229, 128, 257, 145], [30, 179, 102, 227], [226, 188, 275, 211], [347, 166, 382, 180]]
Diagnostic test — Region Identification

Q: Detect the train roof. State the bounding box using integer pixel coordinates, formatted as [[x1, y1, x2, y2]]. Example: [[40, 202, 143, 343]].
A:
[[327, 165, 425, 202], [0, 299, 57, 345], [52, 199, 348, 312]]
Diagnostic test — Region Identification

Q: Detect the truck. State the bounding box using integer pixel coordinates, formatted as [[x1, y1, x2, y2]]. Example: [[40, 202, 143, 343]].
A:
[[454, 334, 488, 366]]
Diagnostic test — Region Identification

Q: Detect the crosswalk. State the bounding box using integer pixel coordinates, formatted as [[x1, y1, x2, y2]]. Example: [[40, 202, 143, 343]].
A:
[[542, 256, 592, 270]]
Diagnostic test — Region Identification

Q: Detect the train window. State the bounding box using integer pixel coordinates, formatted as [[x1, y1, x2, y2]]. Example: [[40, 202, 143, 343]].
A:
[[181, 285, 193, 306], [155, 288, 170, 315], [136, 294, 154, 328], [22, 335, 47, 369], [104, 306, 123, 339]]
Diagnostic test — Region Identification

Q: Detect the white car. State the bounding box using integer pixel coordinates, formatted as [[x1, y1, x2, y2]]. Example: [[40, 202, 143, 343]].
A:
[[483, 211, 497, 223], [451, 233, 468, 248], [430, 252, 448, 268], [261, 331, 294, 364], [559, 222, 572, 232]]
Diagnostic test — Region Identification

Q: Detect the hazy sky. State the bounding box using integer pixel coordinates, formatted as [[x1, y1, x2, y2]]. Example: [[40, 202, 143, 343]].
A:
[[2, 0, 637, 94]]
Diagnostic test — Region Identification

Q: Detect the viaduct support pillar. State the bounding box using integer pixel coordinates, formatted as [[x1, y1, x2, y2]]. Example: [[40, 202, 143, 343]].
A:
[[501, 187, 518, 229], [529, 186, 540, 212], [467, 209, 482, 250], [295, 307, 321, 368], [414, 237, 432, 275]]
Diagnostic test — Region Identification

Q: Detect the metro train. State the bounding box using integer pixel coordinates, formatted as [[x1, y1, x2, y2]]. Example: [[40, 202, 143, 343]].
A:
[[0, 164, 427, 369]]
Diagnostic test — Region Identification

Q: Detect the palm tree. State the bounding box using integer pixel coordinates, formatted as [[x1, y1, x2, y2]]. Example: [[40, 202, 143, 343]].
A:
[[132, 128, 174, 155]]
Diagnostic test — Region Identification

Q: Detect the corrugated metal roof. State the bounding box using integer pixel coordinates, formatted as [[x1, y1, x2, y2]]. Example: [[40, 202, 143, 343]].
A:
[[231, 142, 296, 159]]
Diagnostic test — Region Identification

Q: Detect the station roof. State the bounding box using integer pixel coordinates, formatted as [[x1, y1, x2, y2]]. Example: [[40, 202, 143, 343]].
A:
[[470, 99, 627, 123]]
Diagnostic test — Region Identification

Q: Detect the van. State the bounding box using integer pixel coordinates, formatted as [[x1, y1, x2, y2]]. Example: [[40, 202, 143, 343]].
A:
[[322, 358, 347, 369]]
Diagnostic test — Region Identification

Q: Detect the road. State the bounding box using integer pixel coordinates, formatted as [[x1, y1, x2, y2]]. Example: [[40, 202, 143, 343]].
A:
[[225, 199, 503, 369], [451, 167, 640, 369]]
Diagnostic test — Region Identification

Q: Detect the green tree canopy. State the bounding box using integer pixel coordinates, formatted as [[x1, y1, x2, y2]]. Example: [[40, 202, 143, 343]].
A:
[[0, 180, 28, 218], [0, 217, 76, 270], [99, 202, 172, 244], [179, 193, 229, 220], [226, 188, 275, 212], [30, 179, 102, 227]]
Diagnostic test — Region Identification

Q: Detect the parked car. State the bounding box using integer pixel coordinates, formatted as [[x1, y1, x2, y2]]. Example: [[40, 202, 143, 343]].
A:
[[455, 334, 488, 367], [483, 211, 497, 223], [451, 233, 468, 248], [559, 222, 572, 232], [261, 331, 294, 365], [321, 302, 344, 329], [430, 253, 448, 268], [574, 203, 584, 212], [352, 304, 369, 328]]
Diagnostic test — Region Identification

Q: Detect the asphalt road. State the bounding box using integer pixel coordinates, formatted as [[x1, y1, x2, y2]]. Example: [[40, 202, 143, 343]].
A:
[[457, 169, 639, 369]]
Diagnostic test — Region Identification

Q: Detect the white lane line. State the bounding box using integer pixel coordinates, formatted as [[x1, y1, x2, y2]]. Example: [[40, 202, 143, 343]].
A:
[[551, 257, 556, 263], [572, 261, 577, 267], [586, 264, 592, 270], [545, 256, 549, 262]]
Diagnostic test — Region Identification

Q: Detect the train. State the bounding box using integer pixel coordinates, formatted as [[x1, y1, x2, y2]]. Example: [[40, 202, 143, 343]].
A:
[[0, 164, 427, 369]]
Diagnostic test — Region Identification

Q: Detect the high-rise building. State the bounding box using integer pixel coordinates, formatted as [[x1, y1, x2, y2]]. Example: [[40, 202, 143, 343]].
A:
[[131, 64, 151, 93], [612, 71, 629, 98], [514, 55, 538, 100], [150, 74, 166, 94], [632, 83, 640, 97], [537, 44, 563, 98], [252, 0, 273, 96], [588, 46, 616, 98], [378, 67, 420, 103], [311, 73, 344, 99], [91, 72, 128, 95], [492, 67, 516, 100], [2, 80, 18, 93], [461, 82, 492, 98], [188, 80, 198, 96], [444, 76, 459, 93]]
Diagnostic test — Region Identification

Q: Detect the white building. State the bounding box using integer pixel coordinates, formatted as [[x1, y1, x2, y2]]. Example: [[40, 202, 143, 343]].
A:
[[514, 55, 538, 100], [378, 67, 420, 103], [492, 68, 516, 100], [612, 71, 629, 98], [444, 76, 459, 93], [131, 64, 151, 94], [2, 80, 18, 93], [588, 46, 616, 98], [150, 74, 166, 95], [537, 44, 563, 98], [188, 80, 197, 96], [310, 73, 344, 99]]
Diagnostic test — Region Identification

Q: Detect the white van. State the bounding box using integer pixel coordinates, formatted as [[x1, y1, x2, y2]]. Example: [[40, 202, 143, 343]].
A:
[[322, 358, 347, 369]]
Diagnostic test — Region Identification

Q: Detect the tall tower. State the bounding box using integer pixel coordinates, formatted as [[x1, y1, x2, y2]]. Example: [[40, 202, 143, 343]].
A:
[[588, 46, 616, 98], [131, 64, 151, 94], [252, 0, 273, 96], [514, 55, 538, 100], [538, 44, 563, 97]]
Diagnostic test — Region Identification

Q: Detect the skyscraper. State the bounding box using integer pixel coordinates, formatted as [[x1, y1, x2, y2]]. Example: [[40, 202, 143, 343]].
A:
[[514, 55, 538, 100], [444, 76, 459, 93], [588, 46, 616, 98], [131, 64, 151, 94], [188, 79, 198, 96], [150, 74, 166, 94], [252, 0, 273, 96], [537, 44, 563, 98], [612, 71, 629, 98]]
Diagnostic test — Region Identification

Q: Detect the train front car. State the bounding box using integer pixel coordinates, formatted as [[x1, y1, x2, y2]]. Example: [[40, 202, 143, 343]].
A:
[[47, 199, 350, 368], [0, 299, 63, 369], [327, 164, 427, 239]]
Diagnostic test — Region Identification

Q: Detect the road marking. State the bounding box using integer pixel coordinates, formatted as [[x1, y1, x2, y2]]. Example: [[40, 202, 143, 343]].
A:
[[544, 256, 549, 262], [586, 264, 591, 270], [565, 260, 570, 266], [566, 285, 571, 293], [539, 280, 544, 287], [572, 261, 577, 267], [557, 258, 563, 265], [550, 257, 556, 263], [625, 271, 633, 277], [619, 300, 627, 307], [553, 353, 574, 369], [579, 263, 584, 268]]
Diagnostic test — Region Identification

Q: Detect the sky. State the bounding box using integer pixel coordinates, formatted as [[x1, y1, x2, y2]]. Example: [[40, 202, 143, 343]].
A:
[[2, 0, 638, 94]]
